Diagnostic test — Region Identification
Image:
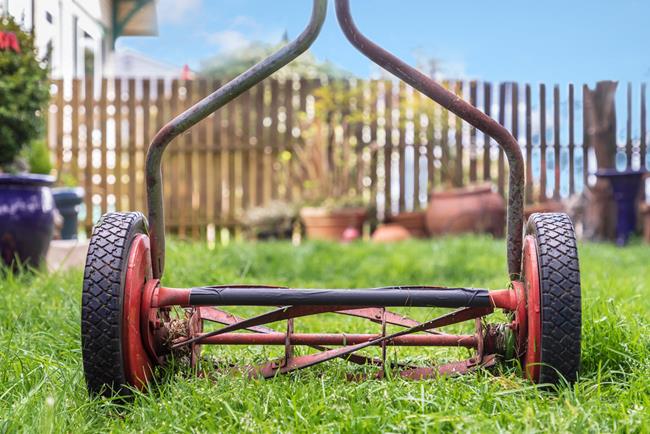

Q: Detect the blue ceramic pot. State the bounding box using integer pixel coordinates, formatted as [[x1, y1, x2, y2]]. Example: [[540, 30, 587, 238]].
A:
[[595, 169, 647, 246], [0, 174, 55, 268], [52, 187, 84, 240]]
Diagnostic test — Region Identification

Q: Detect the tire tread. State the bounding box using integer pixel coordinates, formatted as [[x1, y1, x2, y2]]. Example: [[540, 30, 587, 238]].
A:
[[527, 212, 581, 384], [81, 212, 146, 396]]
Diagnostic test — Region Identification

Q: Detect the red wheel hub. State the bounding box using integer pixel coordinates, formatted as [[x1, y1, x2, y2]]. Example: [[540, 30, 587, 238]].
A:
[[521, 234, 542, 382], [122, 234, 157, 389]]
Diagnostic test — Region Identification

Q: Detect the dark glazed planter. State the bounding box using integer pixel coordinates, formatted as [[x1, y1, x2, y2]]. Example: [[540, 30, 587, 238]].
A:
[[52, 187, 84, 240], [0, 174, 55, 268], [595, 169, 647, 246]]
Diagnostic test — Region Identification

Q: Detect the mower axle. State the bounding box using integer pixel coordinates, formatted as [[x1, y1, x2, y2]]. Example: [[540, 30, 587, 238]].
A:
[[155, 285, 495, 308], [153, 285, 519, 310]]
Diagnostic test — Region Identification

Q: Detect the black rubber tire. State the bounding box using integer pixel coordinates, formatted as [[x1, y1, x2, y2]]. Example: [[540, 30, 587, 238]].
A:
[[81, 212, 148, 396], [526, 213, 581, 384]]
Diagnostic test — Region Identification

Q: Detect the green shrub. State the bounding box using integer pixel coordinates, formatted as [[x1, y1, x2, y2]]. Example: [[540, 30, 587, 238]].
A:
[[23, 140, 52, 175], [0, 15, 50, 172]]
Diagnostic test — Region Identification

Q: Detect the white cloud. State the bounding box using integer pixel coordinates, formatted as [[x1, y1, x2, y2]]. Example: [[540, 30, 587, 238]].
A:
[[208, 30, 252, 53], [206, 15, 283, 54], [157, 0, 202, 24]]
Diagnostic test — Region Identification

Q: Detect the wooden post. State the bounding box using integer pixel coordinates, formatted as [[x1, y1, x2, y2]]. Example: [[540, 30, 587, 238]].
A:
[[582, 80, 618, 241]]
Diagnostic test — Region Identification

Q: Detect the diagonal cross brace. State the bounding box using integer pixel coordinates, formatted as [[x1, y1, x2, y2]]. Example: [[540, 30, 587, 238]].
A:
[[245, 306, 492, 378]]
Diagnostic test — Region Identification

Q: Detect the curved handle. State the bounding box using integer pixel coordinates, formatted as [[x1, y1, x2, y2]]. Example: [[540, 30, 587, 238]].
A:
[[146, 0, 328, 278], [335, 0, 525, 276]]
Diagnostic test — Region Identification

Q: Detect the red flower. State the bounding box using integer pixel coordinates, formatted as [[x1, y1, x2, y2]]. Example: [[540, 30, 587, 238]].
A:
[[0, 31, 21, 53]]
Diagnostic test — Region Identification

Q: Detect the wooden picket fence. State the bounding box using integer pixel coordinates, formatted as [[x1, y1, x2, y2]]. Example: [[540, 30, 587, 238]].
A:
[[46, 78, 648, 238]]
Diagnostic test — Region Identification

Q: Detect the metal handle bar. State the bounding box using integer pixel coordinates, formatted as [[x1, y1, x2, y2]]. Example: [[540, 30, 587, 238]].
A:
[[145, 0, 328, 278], [335, 0, 525, 276]]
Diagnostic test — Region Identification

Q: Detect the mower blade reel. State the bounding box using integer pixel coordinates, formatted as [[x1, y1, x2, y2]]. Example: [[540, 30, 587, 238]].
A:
[[245, 306, 492, 378], [198, 307, 410, 368]]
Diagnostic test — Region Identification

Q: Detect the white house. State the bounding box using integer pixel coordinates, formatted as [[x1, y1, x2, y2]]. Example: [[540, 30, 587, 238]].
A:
[[1, 0, 159, 82]]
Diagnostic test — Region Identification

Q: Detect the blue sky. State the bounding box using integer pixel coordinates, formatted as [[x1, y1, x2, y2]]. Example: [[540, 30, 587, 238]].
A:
[[118, 0, 650, 85]]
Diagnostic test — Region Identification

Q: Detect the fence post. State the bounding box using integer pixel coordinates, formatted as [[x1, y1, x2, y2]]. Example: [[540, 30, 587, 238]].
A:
[[582, 80, 618, 240]]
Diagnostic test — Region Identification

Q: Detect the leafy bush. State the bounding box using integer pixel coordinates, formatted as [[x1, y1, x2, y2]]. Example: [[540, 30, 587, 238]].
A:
[[23, 140, 52, 175], [0, 15, 50, 172]]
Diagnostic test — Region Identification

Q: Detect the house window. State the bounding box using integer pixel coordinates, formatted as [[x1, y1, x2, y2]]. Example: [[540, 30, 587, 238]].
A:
[[45, 11, 53, 23]]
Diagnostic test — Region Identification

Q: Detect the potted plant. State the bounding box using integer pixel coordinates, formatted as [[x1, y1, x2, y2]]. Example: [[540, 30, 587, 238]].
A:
[[425, 183, 505, 237], [51, 173, 84, 240], [294, 84, 369, 241], [0, 16, 53, 268], [239, 200, 297, 240]]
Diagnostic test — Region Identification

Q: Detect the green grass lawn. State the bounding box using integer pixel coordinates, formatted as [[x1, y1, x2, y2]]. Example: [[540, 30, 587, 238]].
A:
[[1, 237, 648, 433]]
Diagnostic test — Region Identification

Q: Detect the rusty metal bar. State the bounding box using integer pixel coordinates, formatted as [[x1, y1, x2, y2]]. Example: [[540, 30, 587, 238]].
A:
[[199, 306, 415, 368], [197, 332, 478, 347], [145, 0, 327, 278], [336, 307, 442, 334], [335, 0, 525, 276]]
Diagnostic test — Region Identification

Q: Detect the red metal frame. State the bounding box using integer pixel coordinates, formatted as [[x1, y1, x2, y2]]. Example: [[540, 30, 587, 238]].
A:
[[122, 234, 155, 388], [115, 229, 543, 386], [522, 235, 542, 382]]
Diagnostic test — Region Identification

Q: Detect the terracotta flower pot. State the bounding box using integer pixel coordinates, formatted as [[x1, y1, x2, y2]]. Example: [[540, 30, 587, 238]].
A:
[[387, 211, 427, 237], [425, 184, 505, 237], [372, 224, 412, 243], [300, 207, 367, 241], [524, 200, 565, 221]]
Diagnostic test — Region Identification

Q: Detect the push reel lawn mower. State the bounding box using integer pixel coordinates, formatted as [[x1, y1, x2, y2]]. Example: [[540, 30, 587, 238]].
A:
[[81, 0, 581, 396]]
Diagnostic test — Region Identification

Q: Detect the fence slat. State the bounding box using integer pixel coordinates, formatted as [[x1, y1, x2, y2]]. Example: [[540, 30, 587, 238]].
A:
[[156, 79, 171, 229], [482, 82, 491, 182], [539, 83, 547, 202], [127, 79, 137, 215], [141, 79, 151, 214], [525, 84, 533, 204], [71, 80, 81, 193], [469, 81, 478, 183], [497, 83, 506, 196], [55, 80, 64, 177], [440, 81, 451, 186], [413, 87, 422, 208], [212, 79, 223, 226], [511, 82, 519, 201], [370, 80, 379, 209], [421, 86, 432, 200], [568, 84, 575, 195], [384, 80, 393, 217], [398, 81, 407, 211], [581, 85, 589, 189], [84, 79, 94, 232], [114, 79, 123, 212], [553, 85, 561, 200], [626, 82, 633, 169], [100, 79, 108, 215], [284, 79, 295, 202], [454, 81, 464, 188], [168, 80, 180, 228], [641, 83, 647, 170], [197, 79, 209, 233]]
